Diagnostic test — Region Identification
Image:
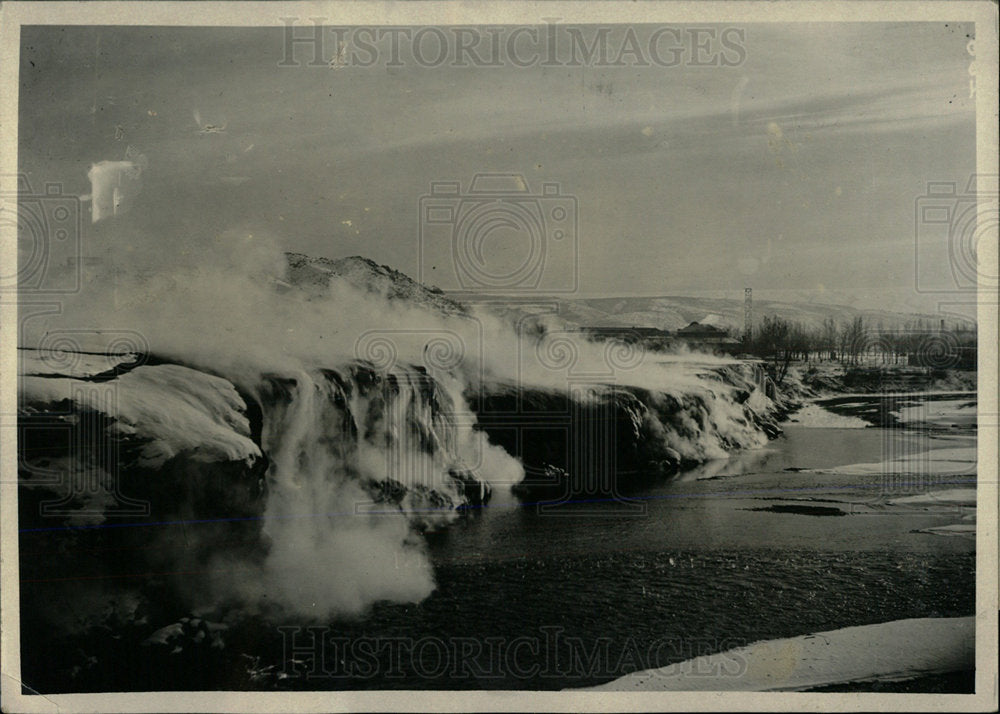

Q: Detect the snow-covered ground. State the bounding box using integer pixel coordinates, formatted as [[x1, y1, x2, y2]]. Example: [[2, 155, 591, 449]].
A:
[[783, 403, 869, 429], [815, 390, 976, 400], [20, 364, 261, 468], [888, 488, 977, 507], [895, 399, 977, 428], [793, 446, 978, 537], [577, 616, 975, 691], [804, 446, 976, 477], [19, 347, 140, 378], [913, 524, 977, 537], [888, 488, 978, 538]]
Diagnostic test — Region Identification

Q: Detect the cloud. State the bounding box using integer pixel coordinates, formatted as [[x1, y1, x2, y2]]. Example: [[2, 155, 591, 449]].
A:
[[17, 23, 979, 313]]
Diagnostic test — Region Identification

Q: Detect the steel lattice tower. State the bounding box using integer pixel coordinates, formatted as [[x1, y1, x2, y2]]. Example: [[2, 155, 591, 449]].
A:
[[744, 287, 752, 343]]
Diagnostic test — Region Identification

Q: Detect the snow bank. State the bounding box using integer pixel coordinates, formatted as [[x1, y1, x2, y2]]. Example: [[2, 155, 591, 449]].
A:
[[21, 364, 261, 467], [895, 399, 977, 427], [747, 488, 978, 525], [805, 446, 976, 476], [888, 488, 977, 507], [889, 488, 977, 536], [914, 524, 976, 537], [19, 348, 140, 378], [784, 403, 869, 429], [577, 616, 975, 691]]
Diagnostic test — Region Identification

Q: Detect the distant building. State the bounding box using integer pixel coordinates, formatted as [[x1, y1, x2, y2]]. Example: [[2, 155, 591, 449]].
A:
[[674, 321, 742, 354], [581, 321, 743, 355], [581, 326, 671, 350]]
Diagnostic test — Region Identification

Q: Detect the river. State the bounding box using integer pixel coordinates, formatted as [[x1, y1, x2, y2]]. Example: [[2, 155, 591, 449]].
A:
[[20, 394, 976, 692], [268, 396, 977, 691]]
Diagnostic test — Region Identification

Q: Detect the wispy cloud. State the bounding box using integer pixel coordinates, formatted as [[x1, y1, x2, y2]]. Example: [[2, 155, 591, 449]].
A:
[[18, 22, 978, 313]]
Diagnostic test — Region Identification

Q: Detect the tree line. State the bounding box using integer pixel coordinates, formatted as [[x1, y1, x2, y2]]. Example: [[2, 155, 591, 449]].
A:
[[743, 315, 976, 384]]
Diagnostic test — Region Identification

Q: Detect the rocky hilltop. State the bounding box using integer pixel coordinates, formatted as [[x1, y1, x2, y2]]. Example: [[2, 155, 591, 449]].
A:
[[284, 252, 468, 316]]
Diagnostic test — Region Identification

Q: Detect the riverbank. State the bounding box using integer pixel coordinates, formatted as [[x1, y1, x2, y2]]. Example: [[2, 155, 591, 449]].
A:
[[577, 616, 975, 692], [785, 362, 977, 398]]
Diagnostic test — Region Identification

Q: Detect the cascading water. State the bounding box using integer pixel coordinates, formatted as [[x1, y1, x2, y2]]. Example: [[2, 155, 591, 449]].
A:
[[215, 362, 498, 619]]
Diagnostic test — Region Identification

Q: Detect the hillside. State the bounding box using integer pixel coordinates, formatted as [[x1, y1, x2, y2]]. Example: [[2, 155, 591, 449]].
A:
[[549, 295, 971, 334], [284, 252, 469, 316], [284, 253, 971, 337]]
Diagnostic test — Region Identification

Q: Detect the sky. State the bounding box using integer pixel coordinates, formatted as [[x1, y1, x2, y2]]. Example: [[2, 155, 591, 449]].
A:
[[18, 22, 977, 314]]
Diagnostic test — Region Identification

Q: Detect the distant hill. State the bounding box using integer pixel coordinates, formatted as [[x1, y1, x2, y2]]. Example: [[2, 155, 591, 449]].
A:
[[281, 253, 972, 334], [284, 252, 468, 316], [549, 295, 972, 334]]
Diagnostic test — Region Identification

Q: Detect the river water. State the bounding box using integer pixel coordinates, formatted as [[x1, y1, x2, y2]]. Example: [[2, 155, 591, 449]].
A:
[[24, 396, 976, 692], [269, 400, 977, 691]]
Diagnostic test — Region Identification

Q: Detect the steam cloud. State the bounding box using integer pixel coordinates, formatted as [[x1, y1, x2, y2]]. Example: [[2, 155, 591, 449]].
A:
[[23, 216, 767, 621]]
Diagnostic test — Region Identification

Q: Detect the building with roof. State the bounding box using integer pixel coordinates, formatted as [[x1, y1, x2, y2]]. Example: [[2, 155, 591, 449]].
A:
[[673, 321, 742, 354]]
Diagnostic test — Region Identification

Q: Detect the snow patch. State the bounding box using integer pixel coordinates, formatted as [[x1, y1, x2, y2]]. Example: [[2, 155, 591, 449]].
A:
[[806, 447, 976, 476], [895, 399, 977, 427], [577, 617, 975, 691], [888, 488, 977, 507], [21, 364, 261, 467], [784, 403, 869, 429], [19, 349, 140, 378], [914, 524, 976, 537]]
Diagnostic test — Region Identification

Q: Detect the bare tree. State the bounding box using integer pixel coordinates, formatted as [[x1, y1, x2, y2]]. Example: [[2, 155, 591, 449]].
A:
[[754, 315, 794, 384]]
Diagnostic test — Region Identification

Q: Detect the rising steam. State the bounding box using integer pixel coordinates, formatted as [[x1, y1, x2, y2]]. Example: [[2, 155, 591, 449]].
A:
[[22, 226, 770, 620]]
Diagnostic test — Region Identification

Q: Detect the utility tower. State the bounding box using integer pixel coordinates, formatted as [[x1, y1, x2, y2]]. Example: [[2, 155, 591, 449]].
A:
[[744, 288, 753, 344]]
